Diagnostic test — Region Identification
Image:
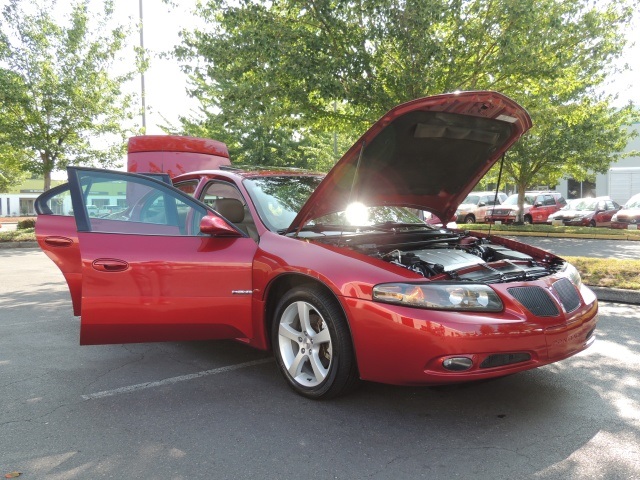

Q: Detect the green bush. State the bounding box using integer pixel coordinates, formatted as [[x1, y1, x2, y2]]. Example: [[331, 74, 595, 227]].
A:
[[17, 218, 36, 230]]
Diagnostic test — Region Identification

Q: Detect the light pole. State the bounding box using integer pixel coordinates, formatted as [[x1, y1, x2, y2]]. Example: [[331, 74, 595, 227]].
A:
[[139, 0, 146, 131]]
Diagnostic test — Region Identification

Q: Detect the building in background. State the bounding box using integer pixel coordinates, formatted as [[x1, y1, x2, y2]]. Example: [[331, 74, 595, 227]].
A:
[[0, 178, 65, 217], [556, 123, 640, 204]]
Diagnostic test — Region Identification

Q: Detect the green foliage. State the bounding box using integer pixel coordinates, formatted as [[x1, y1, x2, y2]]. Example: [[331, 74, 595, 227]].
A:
[[0, 0, 138, 190], [175, 0, 639, 182], [16, 218, 36, 230], [0, 227, 35, 242], [0, 143, 27, 192]]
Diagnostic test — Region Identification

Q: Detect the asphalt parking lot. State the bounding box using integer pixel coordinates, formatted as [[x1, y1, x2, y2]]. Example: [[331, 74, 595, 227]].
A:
[[1, 249, 639, 479]]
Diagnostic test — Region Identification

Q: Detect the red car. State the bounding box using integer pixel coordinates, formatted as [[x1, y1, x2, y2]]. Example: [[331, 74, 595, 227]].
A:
[[34, 91, 597, 399], [548, 197, 621, 227], [611, 193, 640, 229]]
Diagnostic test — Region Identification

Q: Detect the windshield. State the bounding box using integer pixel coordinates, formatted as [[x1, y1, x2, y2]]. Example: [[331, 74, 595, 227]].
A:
[[244, 175, 427, 232], [503, 194, 535, 206], [574, 199, 598, 211], [625, 194, 640, 209], [462, 195, 480, 205]]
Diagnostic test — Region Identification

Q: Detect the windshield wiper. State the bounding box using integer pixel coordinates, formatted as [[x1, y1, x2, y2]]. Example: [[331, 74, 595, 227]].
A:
[[372, 221, 433, 231]]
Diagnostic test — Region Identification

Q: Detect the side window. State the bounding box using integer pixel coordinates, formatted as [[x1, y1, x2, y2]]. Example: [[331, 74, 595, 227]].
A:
[[535, 195, 544, 206], [201, 181, 245, 207], [34, 184, 74, 216], [201, 180, 258, 241], [544, 195, 555, 206], [558, 196, 567, 207], [72, 170, 208, 236], [174, 180, 198, 196]]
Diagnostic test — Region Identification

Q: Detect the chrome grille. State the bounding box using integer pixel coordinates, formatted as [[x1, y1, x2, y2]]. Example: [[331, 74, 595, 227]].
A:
[[507, 286, 559, 317], [552, 278, 581, 313]]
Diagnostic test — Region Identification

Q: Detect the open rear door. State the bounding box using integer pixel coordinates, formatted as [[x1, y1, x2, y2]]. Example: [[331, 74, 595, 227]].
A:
[[35, 184, 83, 315]]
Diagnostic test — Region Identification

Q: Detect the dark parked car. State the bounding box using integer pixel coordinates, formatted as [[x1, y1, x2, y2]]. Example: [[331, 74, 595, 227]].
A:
[[34, 92, 597, 399]]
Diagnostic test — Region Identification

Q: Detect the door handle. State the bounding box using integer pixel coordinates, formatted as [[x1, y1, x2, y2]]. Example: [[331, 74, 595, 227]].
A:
[[44, 236, 73, 247], [92, 258, 129, 272]]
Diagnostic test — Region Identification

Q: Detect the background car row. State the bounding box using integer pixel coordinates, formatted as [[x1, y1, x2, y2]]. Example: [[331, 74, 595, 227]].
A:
[[451, 190, 640, 228]]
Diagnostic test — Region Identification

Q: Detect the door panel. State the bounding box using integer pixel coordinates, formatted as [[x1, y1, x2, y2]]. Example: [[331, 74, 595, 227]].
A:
[[65, 167, 257, 345], [78, 233, 256, 345]]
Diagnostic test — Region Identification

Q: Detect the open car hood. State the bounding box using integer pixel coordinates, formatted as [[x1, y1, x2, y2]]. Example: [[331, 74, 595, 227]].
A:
[[287, 91, 532, 233]]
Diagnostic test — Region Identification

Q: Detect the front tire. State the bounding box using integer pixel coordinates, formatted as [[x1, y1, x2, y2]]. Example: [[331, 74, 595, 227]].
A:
[[523, 215, 532, 224], [464, 214, 475, 224], [272, 286, 359, 399]]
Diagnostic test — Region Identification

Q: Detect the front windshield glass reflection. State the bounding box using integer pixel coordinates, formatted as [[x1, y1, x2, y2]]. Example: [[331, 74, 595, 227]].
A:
[[244, 175, 428, 232]]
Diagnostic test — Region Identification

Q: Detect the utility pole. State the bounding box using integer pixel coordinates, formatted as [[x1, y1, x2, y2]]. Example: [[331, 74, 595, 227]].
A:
[[139, 0, 146, 132]]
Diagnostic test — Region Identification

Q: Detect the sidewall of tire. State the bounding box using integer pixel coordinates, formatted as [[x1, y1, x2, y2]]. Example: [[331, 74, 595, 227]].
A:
[[271, 286, 356, 399]]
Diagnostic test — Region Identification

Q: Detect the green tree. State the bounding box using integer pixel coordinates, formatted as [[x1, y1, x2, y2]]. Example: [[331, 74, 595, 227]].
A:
[[0, 0, 137, 191], [175, 0, 639, 211]]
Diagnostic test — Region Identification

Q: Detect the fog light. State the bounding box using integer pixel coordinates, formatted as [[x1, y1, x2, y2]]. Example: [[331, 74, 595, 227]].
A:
[[442, 357, 473, 371]]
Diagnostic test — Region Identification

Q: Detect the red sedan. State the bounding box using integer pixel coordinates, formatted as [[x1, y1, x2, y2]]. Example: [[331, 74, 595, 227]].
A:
[[34, 91, 597, 399]]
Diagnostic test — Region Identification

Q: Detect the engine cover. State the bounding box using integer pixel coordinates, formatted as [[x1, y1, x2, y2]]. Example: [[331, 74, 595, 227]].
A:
[[411, 248, 486, 272]]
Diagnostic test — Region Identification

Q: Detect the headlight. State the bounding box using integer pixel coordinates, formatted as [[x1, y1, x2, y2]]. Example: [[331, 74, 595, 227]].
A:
[[561, 262, 582, 288], [373, 283, 503, 312]]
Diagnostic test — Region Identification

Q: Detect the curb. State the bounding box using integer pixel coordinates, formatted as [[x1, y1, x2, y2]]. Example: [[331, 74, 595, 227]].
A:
[[589, 286, 640, 305]]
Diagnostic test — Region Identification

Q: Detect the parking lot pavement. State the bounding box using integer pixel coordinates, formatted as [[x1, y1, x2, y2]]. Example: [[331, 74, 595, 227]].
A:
[[2, 249, 640, 479]]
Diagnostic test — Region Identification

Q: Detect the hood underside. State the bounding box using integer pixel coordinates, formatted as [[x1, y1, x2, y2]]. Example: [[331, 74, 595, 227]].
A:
[[288, 91, 532, 233]]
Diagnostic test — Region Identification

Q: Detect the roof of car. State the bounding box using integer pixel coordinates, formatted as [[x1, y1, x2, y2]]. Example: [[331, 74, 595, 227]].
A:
[[172, 167, 325, 183]]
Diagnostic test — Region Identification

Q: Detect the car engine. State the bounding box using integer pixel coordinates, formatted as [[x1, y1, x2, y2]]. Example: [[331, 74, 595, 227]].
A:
[[334, 231, 562, 283]]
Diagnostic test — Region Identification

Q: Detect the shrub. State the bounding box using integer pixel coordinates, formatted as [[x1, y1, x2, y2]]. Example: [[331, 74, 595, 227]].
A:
[[17, 218, 36, 230]]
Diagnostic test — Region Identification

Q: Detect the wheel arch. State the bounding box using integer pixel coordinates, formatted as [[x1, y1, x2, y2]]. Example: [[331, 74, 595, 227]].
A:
[[263, 273, 355, 355]]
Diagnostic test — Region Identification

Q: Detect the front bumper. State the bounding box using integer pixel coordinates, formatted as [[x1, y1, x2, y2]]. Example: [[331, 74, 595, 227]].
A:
[[343, 278, 598, 386], [611, 221, 639, 229], [485, 214, 516, 223]]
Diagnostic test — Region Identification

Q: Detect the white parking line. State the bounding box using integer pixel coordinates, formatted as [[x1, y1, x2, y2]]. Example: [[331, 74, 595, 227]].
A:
[[81, 358, 274, 400]]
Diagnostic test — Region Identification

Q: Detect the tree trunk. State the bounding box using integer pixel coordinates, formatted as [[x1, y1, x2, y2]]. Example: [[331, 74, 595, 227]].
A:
[[42, 152, 52, 191], [516, 184, 527, 223]]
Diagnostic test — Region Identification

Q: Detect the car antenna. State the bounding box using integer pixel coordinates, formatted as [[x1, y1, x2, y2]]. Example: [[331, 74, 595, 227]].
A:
[[488, 152, 506, 239], [340, 140, 366, 243]]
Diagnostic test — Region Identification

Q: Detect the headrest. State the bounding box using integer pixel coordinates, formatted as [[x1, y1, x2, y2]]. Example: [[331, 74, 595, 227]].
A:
[[215, 198, 244, 223]]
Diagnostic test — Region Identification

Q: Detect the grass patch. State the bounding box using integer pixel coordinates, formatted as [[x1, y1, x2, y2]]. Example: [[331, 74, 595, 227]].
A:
[[0, 227, 36, 242], [566, 256, 640, 291]]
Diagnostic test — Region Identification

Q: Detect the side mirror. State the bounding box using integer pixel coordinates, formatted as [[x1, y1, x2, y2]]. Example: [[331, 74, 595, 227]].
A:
[[534, 202, 542, 208], [478, 202, 486, 207], [200, 214, 243, 237]]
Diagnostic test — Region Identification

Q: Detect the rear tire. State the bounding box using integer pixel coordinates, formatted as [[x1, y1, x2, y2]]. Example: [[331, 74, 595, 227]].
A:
[[272, 286, 359, 399], [589, 220, 596, 227]]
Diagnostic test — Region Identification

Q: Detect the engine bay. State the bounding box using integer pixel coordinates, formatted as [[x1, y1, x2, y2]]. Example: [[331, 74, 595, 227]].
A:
[[320, 230, 563, 283]]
